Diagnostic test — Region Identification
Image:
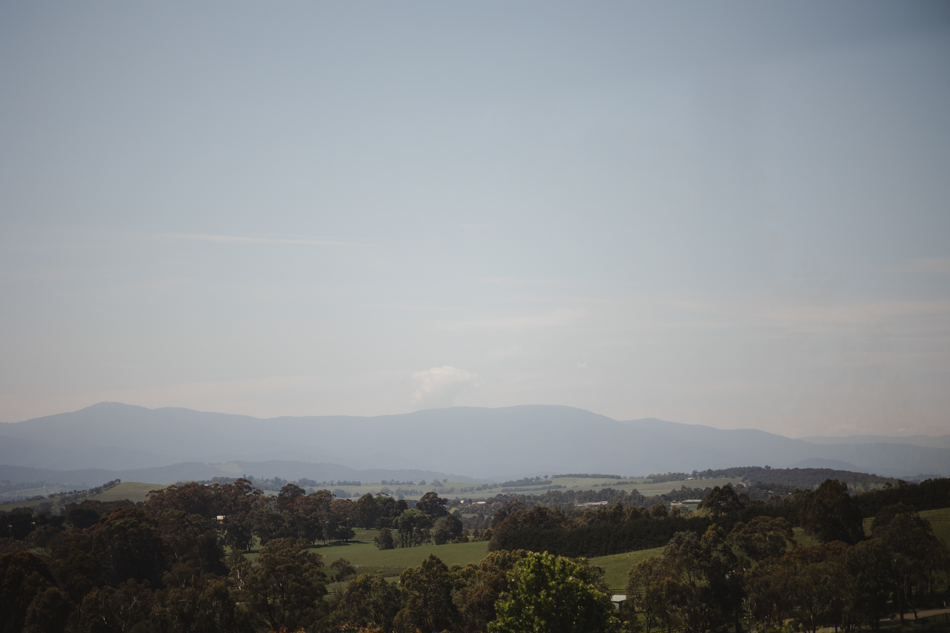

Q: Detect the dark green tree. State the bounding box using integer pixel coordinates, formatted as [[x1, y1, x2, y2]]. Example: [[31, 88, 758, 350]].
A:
[[488, 551, 620, 633], [870, 503, 949, 624], [89, 507, 168, 588], [75, 579, 155, 633], [728, 516, 794, 563], [0, 551, 70, 633], [798, 479, 863, 545], [353, 493, 380, 528], [276, 483, 306, 512], [374, 527, 395, 550], [697, 484, 747, 518], [433, 513, 464, 544], [329, 571, 402, 632], [415, 492, 448, 518], [232, 537, 327, 632], [394, 555, 459, 633], [394, 509, 433, 548], [453, 549, 529, 633], [330, 558, 357, 583]]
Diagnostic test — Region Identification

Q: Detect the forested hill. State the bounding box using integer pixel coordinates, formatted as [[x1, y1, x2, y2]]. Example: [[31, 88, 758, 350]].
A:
[[650, 466, 896, 490], [2, 402, 950, 481]]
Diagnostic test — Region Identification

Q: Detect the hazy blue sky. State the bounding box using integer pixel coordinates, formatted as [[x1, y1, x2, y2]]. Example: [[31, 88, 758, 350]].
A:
[[2, 2, 948, 437]]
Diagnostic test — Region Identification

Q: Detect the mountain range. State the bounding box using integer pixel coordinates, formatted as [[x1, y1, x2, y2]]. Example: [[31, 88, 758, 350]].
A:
[[1, 402, 948, 487]]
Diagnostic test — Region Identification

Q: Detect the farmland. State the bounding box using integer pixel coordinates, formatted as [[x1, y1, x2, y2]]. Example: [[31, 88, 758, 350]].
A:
[[321, 474, 738, 502]]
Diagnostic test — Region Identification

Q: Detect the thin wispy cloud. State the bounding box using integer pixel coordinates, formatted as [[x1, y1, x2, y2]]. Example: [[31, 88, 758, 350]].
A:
[[0, 270, 91, 282], [161, 233, 352, 246], [474, 276, 576, 286], [905, 258, 950, 275], [445, 308, 586, 331], [410, 366, 479, 408]]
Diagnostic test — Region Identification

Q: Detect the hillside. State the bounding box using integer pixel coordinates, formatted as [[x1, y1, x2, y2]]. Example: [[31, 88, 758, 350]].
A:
[[2, 403, 949, 484]]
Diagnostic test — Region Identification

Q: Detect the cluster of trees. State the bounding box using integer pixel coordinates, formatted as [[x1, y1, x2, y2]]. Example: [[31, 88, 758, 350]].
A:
[[0, 483, 620, 633], [489, 499, 702, 558], [500, 484, 564, 493], [373, 492, 475, 550], [0, 478, 122, 506], [626, 483, 949, 632], [3, 473, 949, 633], [647, 466, 896, 491], [461, 487, 672, 517], [330, 549, 622, 633], [143, 480, 363, 550], [488, 477, 950, 561]]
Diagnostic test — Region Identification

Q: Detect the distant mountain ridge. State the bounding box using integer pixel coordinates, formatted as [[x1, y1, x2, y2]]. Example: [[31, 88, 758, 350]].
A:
[[0, 462, 467, 490], [1, 402, 948, 483], [799, 434, 950, 448]]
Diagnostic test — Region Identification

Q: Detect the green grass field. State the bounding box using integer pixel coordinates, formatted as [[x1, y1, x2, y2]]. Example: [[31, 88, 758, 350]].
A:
[[1, 481, 169, 510], [285, 528, 659, 594], [90, 481, 168, 503], [792, 526, 820, 547], [589, 547, 664, 594], [251, 526, 663, 594], [920, 507, 950, 548], [241, 528, 492, 580], [3, 474, 735, 513], [320, 475, 737, 502]]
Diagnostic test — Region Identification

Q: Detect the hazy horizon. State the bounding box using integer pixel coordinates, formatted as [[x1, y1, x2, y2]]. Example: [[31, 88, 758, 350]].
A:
[[3, 400, 949, 441], [2, 2, 949, 438]]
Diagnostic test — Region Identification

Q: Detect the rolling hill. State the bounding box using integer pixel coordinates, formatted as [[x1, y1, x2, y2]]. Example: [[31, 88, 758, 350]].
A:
[[1, 402, 949, 487]]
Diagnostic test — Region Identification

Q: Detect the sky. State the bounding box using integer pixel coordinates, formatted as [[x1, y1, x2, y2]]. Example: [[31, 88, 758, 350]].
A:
[[1, 2, 949, 438]]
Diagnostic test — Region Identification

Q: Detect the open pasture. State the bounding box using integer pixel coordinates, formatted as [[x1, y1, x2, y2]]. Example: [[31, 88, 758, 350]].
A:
[[589, 546, 665, 594], [327, 475, 737, 502], [90, 481, 167, 503], [920, 507, 950, 548]]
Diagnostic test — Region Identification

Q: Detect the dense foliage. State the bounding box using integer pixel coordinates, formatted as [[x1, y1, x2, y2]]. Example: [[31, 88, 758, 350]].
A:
[[1, 475, 948, 632]]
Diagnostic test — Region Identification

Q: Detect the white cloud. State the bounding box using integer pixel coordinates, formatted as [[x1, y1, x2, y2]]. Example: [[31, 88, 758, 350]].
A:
[[161, 233, 350, 246], [410, 366, 479, 409]]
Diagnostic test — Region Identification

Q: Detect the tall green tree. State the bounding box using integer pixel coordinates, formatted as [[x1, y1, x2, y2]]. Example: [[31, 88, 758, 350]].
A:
[[329, 571, 402, 632], [452, 549, 530, 633], [870, 503, 949, 624], [0, 551, 69, 633], [394, 555, 459, 633], [415, 492, 449, 518], [394, 509, 433, 548], [798, 479, 863, 545], [727, 516, 794, 563], [231, 537, 327, 632], [89, 507, 168, 588], [488, 551, 620, 633]]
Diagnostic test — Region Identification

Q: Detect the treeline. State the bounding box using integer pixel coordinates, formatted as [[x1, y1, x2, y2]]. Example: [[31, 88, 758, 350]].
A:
[[1, 476, 948, 633], [500, 484, 564, 493], [489, 477, 950, 560], [490, 501, 711, 557], [0, 482, 517, 633], [0, 516, 607, 633], [853, 477, 950, 516], [472, 485, 707, 514], [625, 480, 950, 632], [374, 493, 472, 551], [0, 480, 53, 504], [0, 478, 123, 508], [650, 466, 897, 490]]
